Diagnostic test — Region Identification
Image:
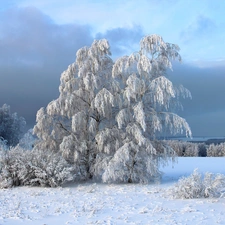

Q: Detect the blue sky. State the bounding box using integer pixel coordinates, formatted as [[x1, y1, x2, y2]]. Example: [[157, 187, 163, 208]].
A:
[[0, 0, 225, 136]]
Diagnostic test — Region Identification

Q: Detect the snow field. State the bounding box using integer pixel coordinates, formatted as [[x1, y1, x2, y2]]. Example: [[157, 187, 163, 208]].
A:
[[0, 157, 225, 225]]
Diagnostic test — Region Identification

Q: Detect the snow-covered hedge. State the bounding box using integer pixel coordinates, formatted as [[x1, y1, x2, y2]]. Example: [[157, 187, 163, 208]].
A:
[[0, 146, 75, 188], [169, 169, 225, 199]]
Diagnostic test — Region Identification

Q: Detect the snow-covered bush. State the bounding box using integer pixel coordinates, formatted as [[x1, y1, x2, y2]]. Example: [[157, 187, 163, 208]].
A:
[[207, 143, 225, 157], [169, 169, 225, 199], [0, 147, 75, 188]]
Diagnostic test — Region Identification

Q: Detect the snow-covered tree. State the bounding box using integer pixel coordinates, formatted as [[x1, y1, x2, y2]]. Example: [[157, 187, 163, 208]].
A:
[[207, 143, 225, 157], [18, 129, 37, 150], [34, 39, 119, 180], [101, 34, 191, 183], [165, 140, 199, 157], [0, 104, 26, 146], [34, 34, 191, 183]]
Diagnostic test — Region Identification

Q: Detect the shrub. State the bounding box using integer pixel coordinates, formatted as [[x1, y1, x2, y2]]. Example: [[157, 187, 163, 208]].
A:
[[169, 169, 225, 199], [0, 147, 75, 188]]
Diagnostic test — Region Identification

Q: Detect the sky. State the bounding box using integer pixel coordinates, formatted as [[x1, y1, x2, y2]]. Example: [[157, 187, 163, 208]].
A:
[[0, 0, 224, 137]]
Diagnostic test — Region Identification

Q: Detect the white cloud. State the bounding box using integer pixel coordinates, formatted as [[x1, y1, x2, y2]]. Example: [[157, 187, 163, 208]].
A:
[[180, 15, 216, 43], [185, 59, 225, 69]]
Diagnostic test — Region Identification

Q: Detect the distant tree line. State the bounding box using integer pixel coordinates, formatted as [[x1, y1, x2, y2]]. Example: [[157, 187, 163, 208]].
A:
[[165, 140, 225, 157]]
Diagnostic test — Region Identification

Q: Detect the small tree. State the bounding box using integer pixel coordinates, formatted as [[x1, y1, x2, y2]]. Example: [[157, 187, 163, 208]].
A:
[[34, 34, 191, 183], [0, 104, 26, 146], [18, 129, 37, 150]]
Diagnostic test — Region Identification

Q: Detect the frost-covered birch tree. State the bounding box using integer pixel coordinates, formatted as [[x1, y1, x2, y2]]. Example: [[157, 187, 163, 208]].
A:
[[34, 34, 191, 183], [101, 34, 191, 183], [34, 39, 122, 180]]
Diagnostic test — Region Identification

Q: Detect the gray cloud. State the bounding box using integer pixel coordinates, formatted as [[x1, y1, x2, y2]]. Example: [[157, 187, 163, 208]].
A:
[[0, 7, 94, 128], [0, 7, 93, 67], [0, 7, 146, 129], [169, 63, 225, 137]]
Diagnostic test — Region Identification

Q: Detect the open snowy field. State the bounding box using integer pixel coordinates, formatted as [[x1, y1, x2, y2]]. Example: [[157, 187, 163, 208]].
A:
[[1, 157, 225, 225]]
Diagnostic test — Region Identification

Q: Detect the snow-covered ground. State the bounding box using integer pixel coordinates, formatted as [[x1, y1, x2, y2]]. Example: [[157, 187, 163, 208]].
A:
[[1, 157, 225, 225]]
